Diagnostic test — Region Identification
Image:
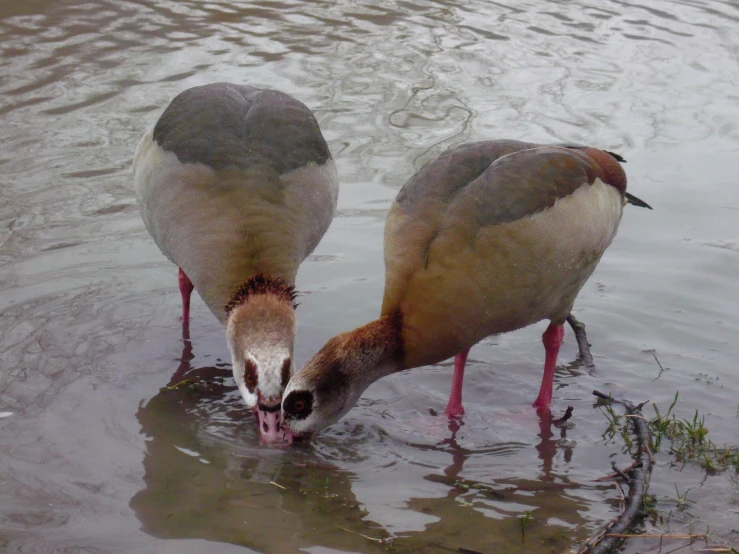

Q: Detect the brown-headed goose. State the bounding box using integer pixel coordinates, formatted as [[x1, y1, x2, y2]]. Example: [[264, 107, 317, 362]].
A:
[[133, 83, 338, 444], [282, 139, 650, 436]]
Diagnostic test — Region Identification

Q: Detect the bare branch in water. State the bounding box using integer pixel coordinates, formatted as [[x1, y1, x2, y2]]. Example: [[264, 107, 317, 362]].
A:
[[567, 314, 594, 367], [576, 390, 655, 554], [648, 350, 668, 382], [553, 405, 575, 426]]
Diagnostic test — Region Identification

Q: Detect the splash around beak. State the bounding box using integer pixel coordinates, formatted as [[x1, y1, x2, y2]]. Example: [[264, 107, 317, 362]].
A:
[[254, 403, 293, 445]]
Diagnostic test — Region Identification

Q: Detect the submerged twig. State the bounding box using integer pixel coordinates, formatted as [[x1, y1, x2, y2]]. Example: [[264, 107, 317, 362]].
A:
[[553, 405, 575, 426], [650, 350, 668, 382], [612, 481, 626, 512], [336, 525, 387, 544], [604, 533, 707, 539], [567, 314, 594, 366], [594, 460, 642, 482], [577, 390, 655, 554], [610, 461, 631, 482]]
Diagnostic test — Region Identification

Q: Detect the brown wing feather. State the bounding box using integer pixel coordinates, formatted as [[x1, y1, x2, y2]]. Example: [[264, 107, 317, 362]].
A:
[[382, 142, 601, 316]]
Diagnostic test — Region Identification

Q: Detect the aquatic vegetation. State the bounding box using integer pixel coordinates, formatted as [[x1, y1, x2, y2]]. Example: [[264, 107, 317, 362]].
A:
[[517, 511, 535, 542], [650, 392, 739, 473], [600, 392, 739, 473], [662, 484, 696, 513], [594, 391, 739, 554]]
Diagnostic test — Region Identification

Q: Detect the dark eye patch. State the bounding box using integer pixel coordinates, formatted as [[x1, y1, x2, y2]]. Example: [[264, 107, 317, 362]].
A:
[[283, 390, 313, 420], [280, 358, 291, 390], [244, 359, 258, 393]]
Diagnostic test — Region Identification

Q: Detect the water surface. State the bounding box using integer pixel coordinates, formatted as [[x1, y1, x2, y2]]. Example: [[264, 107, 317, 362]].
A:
[[1, 0, 738, 552]]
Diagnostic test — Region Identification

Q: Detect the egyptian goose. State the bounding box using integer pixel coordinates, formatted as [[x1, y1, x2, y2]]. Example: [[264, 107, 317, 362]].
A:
[[282, 139, 650, 435], [133, 83, 338, 443]]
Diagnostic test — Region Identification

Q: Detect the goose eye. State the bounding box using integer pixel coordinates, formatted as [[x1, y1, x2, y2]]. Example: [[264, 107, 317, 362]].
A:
[[284, 391, 313, 420]]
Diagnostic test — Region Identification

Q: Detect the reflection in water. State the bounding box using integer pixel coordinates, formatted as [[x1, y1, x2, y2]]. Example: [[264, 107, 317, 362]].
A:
[[132, 334, 387, 553], [131, 334, 598, 552], [414, 417, 589, 553]]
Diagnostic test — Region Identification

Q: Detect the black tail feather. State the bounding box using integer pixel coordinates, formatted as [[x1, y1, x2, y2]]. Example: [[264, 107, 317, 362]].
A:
[[605, 150, 627, 163], [625, 191, 652, 210]]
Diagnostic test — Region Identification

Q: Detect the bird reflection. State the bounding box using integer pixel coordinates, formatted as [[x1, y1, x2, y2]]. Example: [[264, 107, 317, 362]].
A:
[[394, 412, 588, 553], [131, 326, 592, 553], [130, 329, 391, 553], [169, 319, 193, 385]]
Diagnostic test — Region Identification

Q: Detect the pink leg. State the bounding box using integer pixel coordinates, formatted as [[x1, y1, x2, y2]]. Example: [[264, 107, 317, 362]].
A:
[[444, 349, 470, 417], [533, 322, 565, 409], [178, 268, 194, 322]]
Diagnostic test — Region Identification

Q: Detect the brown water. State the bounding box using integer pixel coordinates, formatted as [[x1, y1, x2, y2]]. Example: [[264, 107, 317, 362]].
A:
[[1, 0, 738, 552]]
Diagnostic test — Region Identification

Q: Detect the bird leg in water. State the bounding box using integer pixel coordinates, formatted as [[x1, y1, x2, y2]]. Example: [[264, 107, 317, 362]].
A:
[[178, 267, 194, 322], [566, 314, 594, 366], [444, 348, 470, 417], [533, 323, 564, 409]]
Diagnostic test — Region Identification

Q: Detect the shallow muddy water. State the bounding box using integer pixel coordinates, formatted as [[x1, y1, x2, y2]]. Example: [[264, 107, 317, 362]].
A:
[[1, 0, 738, 552]]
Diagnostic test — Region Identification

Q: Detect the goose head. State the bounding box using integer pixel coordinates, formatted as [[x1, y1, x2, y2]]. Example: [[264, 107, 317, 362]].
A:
[[225, 282, 297, 444], [282, 314, 404, 438], [281, 335, 365, 438]]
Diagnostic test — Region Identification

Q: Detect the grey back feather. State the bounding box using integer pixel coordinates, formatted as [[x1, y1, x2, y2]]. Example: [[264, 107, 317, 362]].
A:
[[396, 140, 598, 227], [153, 83, 332, 174]]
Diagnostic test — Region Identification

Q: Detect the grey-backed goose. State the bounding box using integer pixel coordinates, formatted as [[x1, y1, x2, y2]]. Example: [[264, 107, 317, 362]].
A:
[[133, 83, 338, 443]]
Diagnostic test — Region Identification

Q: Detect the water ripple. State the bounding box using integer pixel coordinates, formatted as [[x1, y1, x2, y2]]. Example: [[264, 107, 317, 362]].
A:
[[1, 0, 738, 551]]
